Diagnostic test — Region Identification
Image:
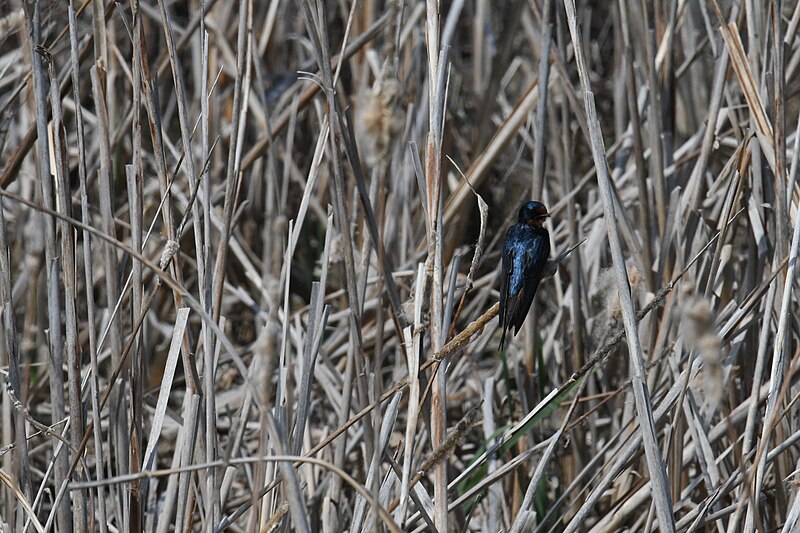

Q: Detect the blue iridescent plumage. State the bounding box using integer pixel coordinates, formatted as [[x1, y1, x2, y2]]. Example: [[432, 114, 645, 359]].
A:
[[499, 201, 551, 349]]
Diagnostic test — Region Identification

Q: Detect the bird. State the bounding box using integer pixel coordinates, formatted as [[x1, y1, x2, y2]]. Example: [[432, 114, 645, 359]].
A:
[[498, 201, 551, 350]]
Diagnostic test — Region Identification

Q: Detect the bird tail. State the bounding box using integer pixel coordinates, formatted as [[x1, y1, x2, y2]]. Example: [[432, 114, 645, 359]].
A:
[[498, 323, 508, 351]]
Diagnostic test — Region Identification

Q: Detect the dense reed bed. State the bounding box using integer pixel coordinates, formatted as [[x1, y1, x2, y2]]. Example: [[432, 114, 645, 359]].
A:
[[1, 0, 799, 531]]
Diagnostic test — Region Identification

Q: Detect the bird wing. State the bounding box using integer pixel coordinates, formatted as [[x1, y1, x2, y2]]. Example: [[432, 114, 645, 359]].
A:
[[500, 226, 516, 350], [499, 238, 513, 325], [510, 231, 550, 334], [498, 231, 515, 349]]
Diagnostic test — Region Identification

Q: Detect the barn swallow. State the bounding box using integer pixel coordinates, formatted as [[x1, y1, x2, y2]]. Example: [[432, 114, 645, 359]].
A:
[[499, 201, 551, 350]]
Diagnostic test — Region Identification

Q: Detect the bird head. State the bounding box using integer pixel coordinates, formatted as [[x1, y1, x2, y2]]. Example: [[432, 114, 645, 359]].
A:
[[518, 201, 550, 227]]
